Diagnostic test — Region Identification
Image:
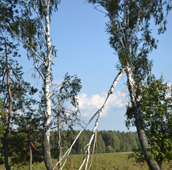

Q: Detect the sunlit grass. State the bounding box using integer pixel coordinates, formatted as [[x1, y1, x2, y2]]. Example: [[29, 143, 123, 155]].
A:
[[0, 152, 172, 170]]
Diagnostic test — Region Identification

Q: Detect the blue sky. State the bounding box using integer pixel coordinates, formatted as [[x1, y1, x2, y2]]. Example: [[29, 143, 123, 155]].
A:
[[17, 0, 172, 132]]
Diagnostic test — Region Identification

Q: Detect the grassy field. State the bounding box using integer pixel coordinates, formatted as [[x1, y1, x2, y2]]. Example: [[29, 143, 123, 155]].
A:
[[0, 152, 172, 170]]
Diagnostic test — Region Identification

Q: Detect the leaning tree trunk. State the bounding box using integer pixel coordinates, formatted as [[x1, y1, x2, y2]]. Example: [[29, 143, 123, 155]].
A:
[[42, 1, 54, 169], [123, 1, 160, 169], [126, 64, 161, 170]]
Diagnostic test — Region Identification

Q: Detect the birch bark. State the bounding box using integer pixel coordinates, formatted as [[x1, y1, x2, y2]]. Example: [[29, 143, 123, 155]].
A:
[[42, 1, 54, 169], [123, 1, 160, 169], [4, 1, 69, 169]]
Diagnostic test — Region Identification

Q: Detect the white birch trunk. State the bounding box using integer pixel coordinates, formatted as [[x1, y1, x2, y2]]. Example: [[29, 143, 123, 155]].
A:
[[43, 1, 54, 169], [6, 0, 56, 169]]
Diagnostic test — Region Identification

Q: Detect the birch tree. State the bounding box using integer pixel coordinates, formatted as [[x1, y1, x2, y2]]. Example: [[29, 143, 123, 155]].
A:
[[1, 0, 67, 169], [88, 0, 172, 169]]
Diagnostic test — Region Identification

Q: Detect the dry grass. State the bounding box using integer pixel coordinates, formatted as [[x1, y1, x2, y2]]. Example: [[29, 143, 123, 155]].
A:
[[0, 152, 172, 170]]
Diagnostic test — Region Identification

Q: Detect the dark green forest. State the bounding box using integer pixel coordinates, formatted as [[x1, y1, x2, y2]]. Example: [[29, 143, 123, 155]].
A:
[[50, 130, 139, 156], [0, 129, 139, 164]]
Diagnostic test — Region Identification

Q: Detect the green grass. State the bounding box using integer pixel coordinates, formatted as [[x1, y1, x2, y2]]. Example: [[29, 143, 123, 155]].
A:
[[0, 152, 172, 170]]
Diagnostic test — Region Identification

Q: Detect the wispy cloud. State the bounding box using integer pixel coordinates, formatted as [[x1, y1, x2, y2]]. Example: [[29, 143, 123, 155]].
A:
[[78, 91, 127, 117]]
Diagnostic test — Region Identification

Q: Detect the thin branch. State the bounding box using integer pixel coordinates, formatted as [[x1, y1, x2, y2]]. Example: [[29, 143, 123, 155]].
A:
[[117, 42, 125, 50], [33, 55, 45, 80], [49, 74, 76, 95], [88, 130, 97, 170], [110, 16, 125, 48], [40, 0, 43, 6], [116, 13, 125, 22], [30, 142, 38, 151], [117, 31, 125, 49], [118, 19, 126, 47], [22, 0, 47, 35], [93, 5, 108, 16], [3, 20, 45, 63], [51, 56, 58, 64], [8, 64, 21, 82], [51, 92, 69, 109], [85, 135, 95, 170], [131, 9, 141, 38]]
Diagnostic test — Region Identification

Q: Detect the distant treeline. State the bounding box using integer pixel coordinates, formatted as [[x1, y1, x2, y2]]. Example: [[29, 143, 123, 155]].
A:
[[0, 129, 139, 164], [50, 130, 139, 158]]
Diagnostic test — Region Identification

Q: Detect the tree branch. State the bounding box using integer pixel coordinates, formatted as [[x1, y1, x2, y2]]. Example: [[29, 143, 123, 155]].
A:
[[118, 19, 126, 47], [51, 92, 69, 109], [131, 9, 141, 38], [3, 20, 45, 63], [117, 31, 125, 49], [49, 74, 76, 95], [33, 55, 45, 80], [22, 0, 47, 35], [93, 5, 108, 16], [51, 56, 58, 64], [88, 130, 97, 170]]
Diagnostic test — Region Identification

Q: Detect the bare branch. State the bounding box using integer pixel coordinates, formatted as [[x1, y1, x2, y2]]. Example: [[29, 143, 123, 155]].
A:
[[93, 5, 108, 16], [88, 130, 97, 170], [22, 0, 47, 35], [49, 74, 76, 95], [33, 55, 45, 80], [3, 20, 45, 63]]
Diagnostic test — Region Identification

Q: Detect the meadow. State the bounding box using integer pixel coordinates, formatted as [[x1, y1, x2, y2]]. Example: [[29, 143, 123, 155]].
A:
[[0, 152, 172, 170]]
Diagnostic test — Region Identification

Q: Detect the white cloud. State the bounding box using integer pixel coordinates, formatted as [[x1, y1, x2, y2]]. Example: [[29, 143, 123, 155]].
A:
[[78, 91, 127, 117]]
